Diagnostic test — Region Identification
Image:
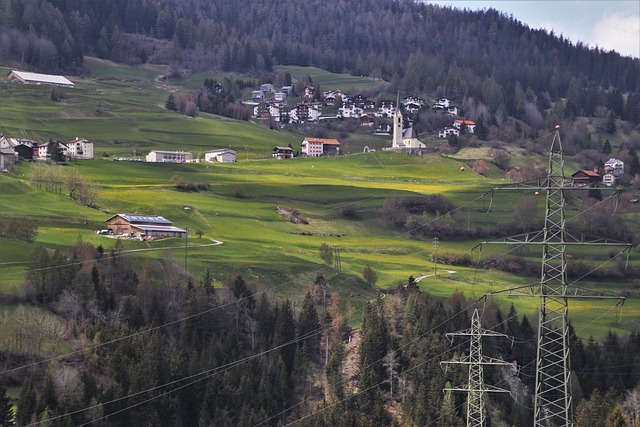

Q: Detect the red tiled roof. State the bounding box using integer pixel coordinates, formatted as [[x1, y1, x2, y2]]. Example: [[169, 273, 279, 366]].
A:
[[304, 138, 340, 145]]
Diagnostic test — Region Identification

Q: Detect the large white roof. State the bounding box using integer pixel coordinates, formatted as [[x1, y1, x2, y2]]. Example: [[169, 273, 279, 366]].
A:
[[10, 70, 74, 87]]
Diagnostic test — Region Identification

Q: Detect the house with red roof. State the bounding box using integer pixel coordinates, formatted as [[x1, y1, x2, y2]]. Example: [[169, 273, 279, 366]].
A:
[[571, 170, 601, 186]]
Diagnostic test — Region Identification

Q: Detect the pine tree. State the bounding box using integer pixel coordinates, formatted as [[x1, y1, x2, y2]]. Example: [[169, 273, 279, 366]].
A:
[[602, 139, 612, 155], [15, 376, 36, 426], [165, 94, 177, 111], [0, 384, 14, 426]]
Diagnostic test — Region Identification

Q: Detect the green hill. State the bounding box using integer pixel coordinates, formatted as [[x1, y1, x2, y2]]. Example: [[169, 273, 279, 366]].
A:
[[0, 59, 638, 341]]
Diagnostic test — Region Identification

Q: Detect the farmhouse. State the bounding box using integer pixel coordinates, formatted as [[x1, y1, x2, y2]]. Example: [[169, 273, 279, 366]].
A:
[[571, 170, 600, 186], [146, 150, 193, 163], [105, 214, 187, 239], [205, 148, 237, 163], [438, 127, 460, 138], [8, 70, 75, 88], [301, 138, 340, 157]]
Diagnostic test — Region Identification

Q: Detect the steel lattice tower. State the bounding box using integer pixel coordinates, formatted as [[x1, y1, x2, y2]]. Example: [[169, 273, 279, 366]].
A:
[[442, 308, 512, 427], [474, 128, 631, 426], [534, 129, 572, 426]]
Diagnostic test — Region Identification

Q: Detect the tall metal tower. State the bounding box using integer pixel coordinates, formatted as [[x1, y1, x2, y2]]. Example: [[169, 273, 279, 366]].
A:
[[534, 128, 572, 426], [475, 128, 631, 426], [442, 308, 513, 427]]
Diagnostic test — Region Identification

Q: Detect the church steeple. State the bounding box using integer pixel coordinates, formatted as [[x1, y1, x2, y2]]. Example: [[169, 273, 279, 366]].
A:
[[392, 92, 404, 148]]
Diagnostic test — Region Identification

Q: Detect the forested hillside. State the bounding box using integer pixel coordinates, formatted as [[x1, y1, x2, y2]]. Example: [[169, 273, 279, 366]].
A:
[[1, 0, 638, 124]]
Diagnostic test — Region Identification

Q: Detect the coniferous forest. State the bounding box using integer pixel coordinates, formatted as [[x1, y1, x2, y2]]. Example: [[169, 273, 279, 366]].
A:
[[2, 242, 640, 426], [1, 0, 640, 425]]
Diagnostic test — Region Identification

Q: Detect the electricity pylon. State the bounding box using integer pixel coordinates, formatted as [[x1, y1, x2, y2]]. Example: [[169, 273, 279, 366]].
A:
[[474, 127, 631, 426], [441, 308, 513, 427]]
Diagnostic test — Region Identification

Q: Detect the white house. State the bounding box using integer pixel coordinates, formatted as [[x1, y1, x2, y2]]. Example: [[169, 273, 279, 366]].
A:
[[37, 141, 69, 159], [602, 172, 617, 187], [377, 100, 396, 117], [453, 119, 476, 134], [146, 150, 193, 163], [251, 90, 264, 100], [604, 158, 624, 176], [301, 138, 340, 157], [260, 83, 274, 93], [339, 103, 364, 118], [433, 97, 451, 109], [66, 137, 94, 159], [205, 148, 237, 163], [438, 127, 460, 138], [290, 103, 322, 123]]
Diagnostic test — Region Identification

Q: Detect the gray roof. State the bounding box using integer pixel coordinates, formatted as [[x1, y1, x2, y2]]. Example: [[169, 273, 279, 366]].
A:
[[10, 70, 74, 87], [131, 225, 187, 233], [107, 214, 173, 225]]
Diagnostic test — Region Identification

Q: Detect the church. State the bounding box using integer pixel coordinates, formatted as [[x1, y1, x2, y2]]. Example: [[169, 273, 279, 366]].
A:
[[390, 94, 426, 153]]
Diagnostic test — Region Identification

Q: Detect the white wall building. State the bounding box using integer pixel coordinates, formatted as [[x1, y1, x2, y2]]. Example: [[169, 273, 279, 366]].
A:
[[204, 148, 237, 163], [146, 150, 193, 163], [66, 137, 94, 159]]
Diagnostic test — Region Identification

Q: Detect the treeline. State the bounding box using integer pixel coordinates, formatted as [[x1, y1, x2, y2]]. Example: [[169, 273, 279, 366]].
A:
[[2, 0, 638, 120], [165, 78, 252, 120], [3, 243, 640, 425]]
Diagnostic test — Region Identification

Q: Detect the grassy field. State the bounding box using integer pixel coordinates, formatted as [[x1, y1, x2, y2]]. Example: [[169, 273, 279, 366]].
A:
[[0, 58, 638, 343]]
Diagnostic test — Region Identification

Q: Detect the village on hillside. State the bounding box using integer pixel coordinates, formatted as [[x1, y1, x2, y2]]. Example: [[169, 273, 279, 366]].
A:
[[0, 69, 629, 188]]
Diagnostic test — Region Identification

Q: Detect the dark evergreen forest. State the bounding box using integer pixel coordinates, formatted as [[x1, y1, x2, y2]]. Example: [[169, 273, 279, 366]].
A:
[[0, 242, 639, 425]]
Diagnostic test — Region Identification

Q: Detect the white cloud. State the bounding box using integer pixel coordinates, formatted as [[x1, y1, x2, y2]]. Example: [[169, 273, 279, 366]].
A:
[[593, 12, 640, 57]]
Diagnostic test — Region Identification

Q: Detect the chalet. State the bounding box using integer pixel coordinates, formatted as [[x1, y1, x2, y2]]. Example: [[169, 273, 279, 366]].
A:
[[432, 97, 451, 109], [602, 172, 617, 187], [362, 100, 376, 111], [66, 137, 94, 159], [378, 100, 396, 117], [453, 119, 476, 134], [146, 150, 193, 163], [403, 96, 425, 106], [360, 115, 375, 127], [273, 146, 295, 159], [438, 127, 460, 138], [571, 170, 600, 186], [274, 91, 286, 101], [290, 102, 322, 123], [339, 103, 364, 118], [251, 90, 264, 100], [204, 148, 237, 163], [604, 158, 624, 176], [374, 123, 392, 135], [303, 85, 315, 99], [105, 214, 186, 239], [301, 138, 340, 157], [260, 83, 274, 93], [445, 106, 459, 116], [8, 70, 75, 88], [323, 90, 343, 105]]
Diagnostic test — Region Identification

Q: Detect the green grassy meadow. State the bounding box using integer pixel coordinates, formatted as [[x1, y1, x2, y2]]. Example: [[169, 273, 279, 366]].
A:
[[0, 58, 638, 344]]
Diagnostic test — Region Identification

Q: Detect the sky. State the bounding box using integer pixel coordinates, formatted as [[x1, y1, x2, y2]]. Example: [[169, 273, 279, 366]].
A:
[[425, 1, 640, 58]]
